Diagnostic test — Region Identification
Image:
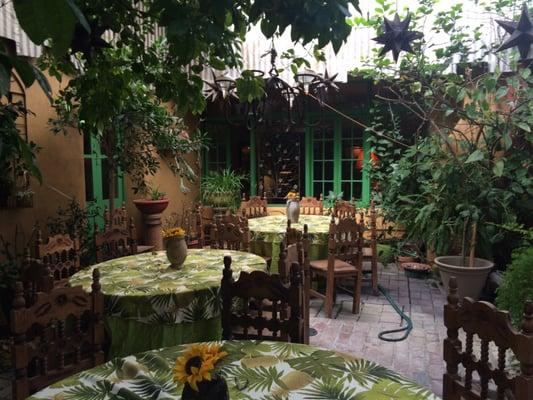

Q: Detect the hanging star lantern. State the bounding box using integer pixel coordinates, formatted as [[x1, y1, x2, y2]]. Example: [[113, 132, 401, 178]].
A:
[[496, 3, 533, 61], [373, 13, 423, 62]]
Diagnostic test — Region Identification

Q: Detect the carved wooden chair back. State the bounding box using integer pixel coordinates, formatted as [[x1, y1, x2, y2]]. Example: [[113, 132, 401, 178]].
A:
[[327, 216, 363, 267], [358, 199, 378, 293], [94, 206, 137, 262], [213, 214, 250, 251], [20, 256, 54, 307], [199, 205, 215, 246], [10, 269, 105, 400], [34, 230, 80, 286], [333, 199, 357, 219], [443, 276, 533, 400], [239, 194, 268, 219], [299, 195, 324, 215], [221, 256, 304, 343], [182, 206, 203, 248]]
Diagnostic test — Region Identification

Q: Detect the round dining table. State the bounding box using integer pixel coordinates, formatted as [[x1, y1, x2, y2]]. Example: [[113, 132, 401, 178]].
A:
[[248, 215, 331, 273], [29, 340, 440, 399], [69, 249, 266, 357]]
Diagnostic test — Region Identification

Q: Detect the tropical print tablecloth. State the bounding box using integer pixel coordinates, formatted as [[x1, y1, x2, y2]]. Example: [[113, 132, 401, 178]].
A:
[[70, 250, 266, 325], [30, 340, 439, 400], [248, 215, 331, 272]]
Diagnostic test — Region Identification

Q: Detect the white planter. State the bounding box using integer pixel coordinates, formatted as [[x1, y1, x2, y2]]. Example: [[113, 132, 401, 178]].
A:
[[435, 256, 493, 300], [286, 200, 300, 224]]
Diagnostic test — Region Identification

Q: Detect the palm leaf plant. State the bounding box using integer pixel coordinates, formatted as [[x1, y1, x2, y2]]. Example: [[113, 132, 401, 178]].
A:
[[341, 359, 403, 386], [299, 377, 358, 400]]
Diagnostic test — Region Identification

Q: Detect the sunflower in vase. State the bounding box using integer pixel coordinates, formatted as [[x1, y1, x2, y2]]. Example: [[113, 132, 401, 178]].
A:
[[173, 343, 229, 399], [162, 227, 188, 269], [285, 187, 300, 224]]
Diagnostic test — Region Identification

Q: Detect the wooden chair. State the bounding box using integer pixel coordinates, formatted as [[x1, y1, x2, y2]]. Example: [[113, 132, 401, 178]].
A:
[[182, 206, 204, 249], [34, 229, 80, 286], [299, 195, 324, 215], [10, 269, 105, 400], [213, 214, 250, 251], [359, 199, 378, 294], [239, 194, 268, 219], [333, 199, 357, 219], [94, 206, 139, 262], [444, 276, 533, 400], [221, 255, 304, 343], [199, 205, 215, 247], [309, 216, 363, 318]]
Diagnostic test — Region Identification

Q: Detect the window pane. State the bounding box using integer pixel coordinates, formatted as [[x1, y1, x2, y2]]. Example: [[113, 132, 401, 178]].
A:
[[313, 141, 322, 160], [101, 159, 119, 200], [354, 167, 363, 180], [314, 182, 323, 197], [342, 161, 352, 180], [323, 141, 334, 160], [353, 183, 363, 200], [313, 162, 323, 180], [324, 161, 334, 180], [84, 159, 94, 202], [341, 181, 352, 199], [323, 181, 334, 195]]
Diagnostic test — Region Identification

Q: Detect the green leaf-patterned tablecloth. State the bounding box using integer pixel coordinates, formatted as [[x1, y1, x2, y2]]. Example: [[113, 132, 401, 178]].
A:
[[248, 215, 331, 272], [29, 340, 440, 399], [69, 250, 266, 356]]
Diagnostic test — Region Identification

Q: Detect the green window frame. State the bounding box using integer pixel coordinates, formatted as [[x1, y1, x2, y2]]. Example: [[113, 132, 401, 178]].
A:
[[203, 125, 231, 172], [83, 134, 125, 229]]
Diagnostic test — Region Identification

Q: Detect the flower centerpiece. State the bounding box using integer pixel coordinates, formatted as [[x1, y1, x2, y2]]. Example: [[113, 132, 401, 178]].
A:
[[162, 227, 188, 269], [173, 344, 229, 400], [285, 187, 300, 224]]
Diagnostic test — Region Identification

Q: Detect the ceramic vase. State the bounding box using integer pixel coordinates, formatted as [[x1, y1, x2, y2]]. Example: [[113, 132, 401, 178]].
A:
[[181, 373, 229, 400], [286, 200, 300, 224], [165, 236, 187, 268]]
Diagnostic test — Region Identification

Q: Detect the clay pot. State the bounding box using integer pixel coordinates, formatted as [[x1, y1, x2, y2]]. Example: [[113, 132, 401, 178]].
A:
[[133, 199, 169, 215], [435, 256, 493, 300], [165, 236, 188, 269], [286, 200, 300, 224]]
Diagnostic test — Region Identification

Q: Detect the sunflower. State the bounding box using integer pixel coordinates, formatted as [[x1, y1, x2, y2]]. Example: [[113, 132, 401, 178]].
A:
[[285, 191, 299, 200], [162, 227, 186, 239], [172, 344, 228, 392]]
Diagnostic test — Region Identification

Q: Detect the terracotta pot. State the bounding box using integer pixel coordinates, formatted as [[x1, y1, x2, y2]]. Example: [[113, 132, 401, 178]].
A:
[[435, 256, 493, 300], [133, 199, 169, 215], [286, 200, 300, 224], [165, 236, 188, 269]]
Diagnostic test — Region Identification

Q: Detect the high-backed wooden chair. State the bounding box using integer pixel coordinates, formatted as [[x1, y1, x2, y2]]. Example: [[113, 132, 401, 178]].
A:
[[443, 277, 533, 400], [221, 255, 304, 343], [10, 269, 105, 400], [182, 206, 204, 249], [199, 205, 215, 247], [34, 230, 80, 286], [299, 195, 324, 215], [94, 206, 138, 262], [359, 199, 378, 294], [309, 216, 363, 318], [332, 199, 357, 219], [239, 194, 268, 219], [213, 214, 250, 251]]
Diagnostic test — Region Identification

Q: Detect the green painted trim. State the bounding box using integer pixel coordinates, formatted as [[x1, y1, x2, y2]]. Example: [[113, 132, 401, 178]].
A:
[[250, 128, 257, 196], [304, 127, 313, 197], [333, 118, 342, 195]]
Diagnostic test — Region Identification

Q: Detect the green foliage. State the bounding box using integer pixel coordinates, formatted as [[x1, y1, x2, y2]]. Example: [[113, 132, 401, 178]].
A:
[[496, 247, 533, 327], [201, 169, 246, 207], [377, 244, 395, 266], [0, 102, 42, 202]]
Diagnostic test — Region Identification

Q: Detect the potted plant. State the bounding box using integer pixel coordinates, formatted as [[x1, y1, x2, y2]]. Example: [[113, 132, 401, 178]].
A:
[[201, 169, 245, 209], [133, 186, 170, 215]]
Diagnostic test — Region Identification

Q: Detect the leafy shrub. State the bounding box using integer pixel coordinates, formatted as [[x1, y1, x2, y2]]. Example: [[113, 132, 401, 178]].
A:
[[377, 244, 395, 266], [496, 247, 533, 327]]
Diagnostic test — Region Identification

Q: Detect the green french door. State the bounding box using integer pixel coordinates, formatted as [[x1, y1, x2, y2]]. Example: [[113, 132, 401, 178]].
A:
[[83, 134, 125, 229], [305, 117, 370, 206]]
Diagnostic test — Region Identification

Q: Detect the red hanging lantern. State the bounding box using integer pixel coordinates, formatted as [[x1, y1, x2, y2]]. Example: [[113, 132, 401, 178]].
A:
[[353, 146, 379, 170]]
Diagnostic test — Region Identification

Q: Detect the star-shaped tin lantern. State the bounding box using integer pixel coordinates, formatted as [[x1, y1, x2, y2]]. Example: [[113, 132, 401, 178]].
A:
[[373, 13, 423, 62], [496, 3, 533, 61]]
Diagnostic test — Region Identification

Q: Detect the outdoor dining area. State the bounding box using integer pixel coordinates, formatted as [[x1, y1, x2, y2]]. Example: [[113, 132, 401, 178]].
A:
[[1, 0, 533, 399]]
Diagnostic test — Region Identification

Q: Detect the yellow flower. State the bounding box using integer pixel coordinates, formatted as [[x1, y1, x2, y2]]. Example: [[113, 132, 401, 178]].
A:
[[162, 227, 186, 239], [285, 191, 299, 200], [172, 344, 227, 392]]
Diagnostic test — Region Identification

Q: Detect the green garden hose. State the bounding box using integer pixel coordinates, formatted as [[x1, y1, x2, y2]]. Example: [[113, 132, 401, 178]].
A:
[[377, 283, 413, 342]]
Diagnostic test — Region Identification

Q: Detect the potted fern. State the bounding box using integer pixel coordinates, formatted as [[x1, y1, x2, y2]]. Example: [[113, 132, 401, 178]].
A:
[[201, 169, 245, 209]]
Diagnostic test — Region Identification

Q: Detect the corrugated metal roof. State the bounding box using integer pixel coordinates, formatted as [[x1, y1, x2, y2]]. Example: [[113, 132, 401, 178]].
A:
[[0, 2, 41, 58]]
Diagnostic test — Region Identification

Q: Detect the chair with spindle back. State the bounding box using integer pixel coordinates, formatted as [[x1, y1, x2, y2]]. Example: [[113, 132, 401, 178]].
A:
[[359, 199, 378, 294], [239, 193, 268, 219], [10, 269, 105, 400], [34, 229, 80, 286], [213, 214, 250, 251], [332, 199, 357, 219], [309, 216, 363, 318], [94, 205, 139, 262], [199, 205, 215, 247], [443, 276, 533, 400], [299, 194, 324, 215], [182, 205, 204, 249], [221, 255, 304, 343]]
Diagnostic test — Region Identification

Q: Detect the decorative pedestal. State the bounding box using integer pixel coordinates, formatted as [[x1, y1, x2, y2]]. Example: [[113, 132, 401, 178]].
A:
[[143, 213, 164, 251]]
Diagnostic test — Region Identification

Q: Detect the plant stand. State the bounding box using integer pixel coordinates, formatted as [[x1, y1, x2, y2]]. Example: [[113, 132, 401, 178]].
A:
[[133, 199, 169, 251]]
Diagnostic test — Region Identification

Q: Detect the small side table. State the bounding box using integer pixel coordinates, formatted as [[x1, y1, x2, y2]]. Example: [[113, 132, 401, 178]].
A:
[[401, 262, 431, 305]]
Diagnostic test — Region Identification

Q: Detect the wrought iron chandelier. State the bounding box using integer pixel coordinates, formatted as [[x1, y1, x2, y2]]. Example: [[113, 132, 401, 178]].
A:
[[204, 47, 339, 129]]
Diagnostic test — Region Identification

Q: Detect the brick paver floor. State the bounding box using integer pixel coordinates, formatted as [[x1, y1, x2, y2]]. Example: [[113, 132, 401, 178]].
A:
[[309, 264, 446, 397]]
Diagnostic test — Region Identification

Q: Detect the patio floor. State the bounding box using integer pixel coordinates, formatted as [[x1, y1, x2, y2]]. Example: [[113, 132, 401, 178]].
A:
[[309, 263, 446, 397]]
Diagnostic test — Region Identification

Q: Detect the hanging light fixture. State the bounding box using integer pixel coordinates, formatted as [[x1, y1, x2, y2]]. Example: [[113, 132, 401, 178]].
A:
[[294, 69, 320, 94]]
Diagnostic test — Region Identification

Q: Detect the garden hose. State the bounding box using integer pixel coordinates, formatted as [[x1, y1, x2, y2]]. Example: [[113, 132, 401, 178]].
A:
[[377, 283, 413, 342]]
